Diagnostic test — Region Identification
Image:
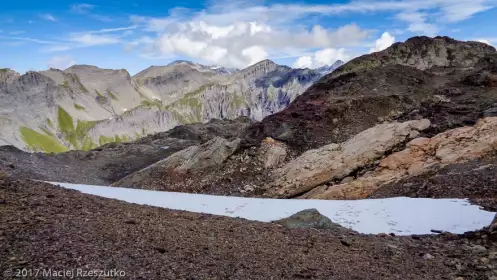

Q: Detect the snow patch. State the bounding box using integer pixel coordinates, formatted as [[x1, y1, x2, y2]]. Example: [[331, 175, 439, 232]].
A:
[[50, 182, 495, 235]]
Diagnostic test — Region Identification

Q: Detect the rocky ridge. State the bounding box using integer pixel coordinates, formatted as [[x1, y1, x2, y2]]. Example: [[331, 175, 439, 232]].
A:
[[1, 36, 496, 205], [0, 59, 332, 153], [300, 117, 497, 200]]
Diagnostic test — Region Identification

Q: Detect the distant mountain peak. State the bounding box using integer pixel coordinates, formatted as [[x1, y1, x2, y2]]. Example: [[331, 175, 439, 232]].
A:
[[314, 60, 345, 75], [167, 60, 196, 66]]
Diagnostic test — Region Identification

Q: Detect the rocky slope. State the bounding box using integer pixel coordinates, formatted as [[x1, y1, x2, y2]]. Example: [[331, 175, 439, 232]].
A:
[[2, 178, 497, 279], [80, 36, 496, 205], [1, 36, 496, 203], [0, 60, 329, 153], [242, 37, 497, 152], [0, 117, 252, 185], [331, 36, 495, 78]]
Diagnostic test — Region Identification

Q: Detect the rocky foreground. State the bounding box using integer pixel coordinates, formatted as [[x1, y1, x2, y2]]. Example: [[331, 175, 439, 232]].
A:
[[1, 178, 497, 279], [1, 36, 497, 279]]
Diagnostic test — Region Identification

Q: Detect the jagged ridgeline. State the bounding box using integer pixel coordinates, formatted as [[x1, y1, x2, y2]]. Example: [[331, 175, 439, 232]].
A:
[[0, 60, 341, 152]]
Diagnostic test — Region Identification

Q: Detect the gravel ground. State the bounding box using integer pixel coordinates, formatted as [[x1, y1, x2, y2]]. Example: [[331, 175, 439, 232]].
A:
[[1, 178, 497, 279]]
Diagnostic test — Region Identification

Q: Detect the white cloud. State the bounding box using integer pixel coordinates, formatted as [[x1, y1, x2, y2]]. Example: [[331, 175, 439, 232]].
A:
[[8, 31, 25, 35], [74, 26, 137, 35], [128, 0, 495, 68], [439, 0, 494, 22], [369, 32, 396, 53], [48, 55, 76, 70], [293, 48, 350, 68], [42, 45, 72, 52], [477, 39, 492, 45], [242, 46, 268, 66], [136, 19, 368, 68], [68, 33, 121, 46], [475, 38, 496, 47], [70, 4, 95, 14], [396, 12, 439, 36], [5, 36, 56, 45], [293, 56, 313, 68], [39, 14, 56, 22], [70, 3, 113, 22]]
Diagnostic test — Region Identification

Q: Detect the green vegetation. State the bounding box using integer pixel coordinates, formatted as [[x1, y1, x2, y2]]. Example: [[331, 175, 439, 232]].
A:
[[66, 73, 88, 93], [172, 110, 190, 125], [106, 90, 118, 101], [231, 93, 245, 108], [99, 135, 114, 146], [57, 106, 74, 136], [267, 85, 277, 101], [39, 126, 54, 136], [98, 134, 129, 146], [177, 97, 202, 108], [74, 103, 86, 111], [140, 99, 165, 110], [19, 126, 68, 153], [183, 84, 210, 99], [46, 118, 55, 129], [0, 68, 11, 73], [95, 89, 105, 98], [60, 80, 70, 89], [21, 107, 128, 153], [81, 137, 96, 151], [57, 106, 98, 150]]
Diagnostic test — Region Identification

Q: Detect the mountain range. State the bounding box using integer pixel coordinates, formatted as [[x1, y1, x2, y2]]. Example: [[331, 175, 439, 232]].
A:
[[2, 36, 497, 279], [0, 59, 343, 153]]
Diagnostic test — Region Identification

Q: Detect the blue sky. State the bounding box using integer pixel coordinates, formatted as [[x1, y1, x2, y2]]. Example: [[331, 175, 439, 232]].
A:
[[1, 0, 497, 74]]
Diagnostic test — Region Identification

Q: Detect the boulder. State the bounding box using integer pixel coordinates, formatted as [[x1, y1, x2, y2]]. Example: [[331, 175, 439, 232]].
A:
[[304, 117, 497, 200], [258, 137, 287, 168], [113, 137, 240, 187], [489, 214, 497, 235], [267, 119, 430, 197], [274, 209, 345, 231]]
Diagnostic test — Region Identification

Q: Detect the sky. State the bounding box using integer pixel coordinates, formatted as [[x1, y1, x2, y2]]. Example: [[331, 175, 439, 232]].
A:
[[1, 0, 497, 75]]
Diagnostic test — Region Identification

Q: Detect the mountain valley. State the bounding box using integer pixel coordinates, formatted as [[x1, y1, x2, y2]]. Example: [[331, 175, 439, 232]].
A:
[[2, 36, 497, 279], [0, 60, 340, 153]]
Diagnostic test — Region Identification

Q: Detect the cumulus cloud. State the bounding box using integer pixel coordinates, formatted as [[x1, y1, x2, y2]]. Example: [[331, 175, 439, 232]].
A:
[[48, 55, 76, 70], [293, 56, 313, 68], [134, 19, 368, 68], [369, 32, 396, 53], [127, 0, 494, 68], [293, 48, 350, 68]]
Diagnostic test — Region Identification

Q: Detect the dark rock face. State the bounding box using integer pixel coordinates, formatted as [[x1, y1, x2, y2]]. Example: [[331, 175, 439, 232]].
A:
[[242, 37, 497, 153], [161, 117, 253, 142], [274, 209, 346, 231], [370, 156, 497, 211]]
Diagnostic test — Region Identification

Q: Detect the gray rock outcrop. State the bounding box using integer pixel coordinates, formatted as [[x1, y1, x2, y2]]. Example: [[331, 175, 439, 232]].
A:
[[303, 117, 497, 200], [267, 119, 431, 197], [274, 209, 345, 231], [113, 137, 240, 187]]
